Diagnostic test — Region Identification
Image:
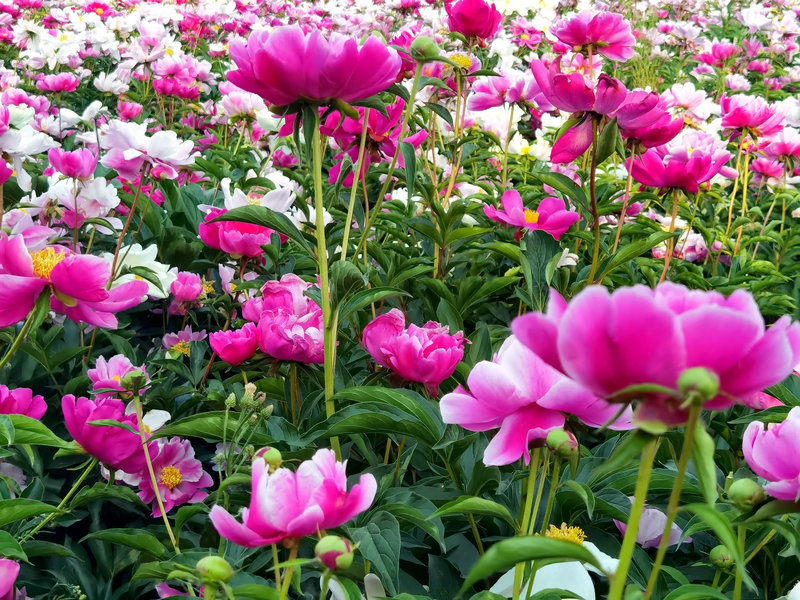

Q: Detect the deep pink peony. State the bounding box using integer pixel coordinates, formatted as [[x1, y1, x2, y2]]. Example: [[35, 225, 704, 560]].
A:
[[0, 385, 46, 419], [257, 308, 324, 364], [512, 284, 800, 429], [549, 11, 636, 61], [362, 309, 466, 395], [615, 90, 683, 148], [445, 0, 503, 42], [720, 95, 784, 139], [440, 337, 630, 465], [199, 207, 278, 258], [743, 407, 800, 501], [0, 559, 19, 600], [227, 25, 401, 107], [210, 448, 377, 547], [259, 273, 316, 316], [170, 271, 204, 303], [484, 190, 581, 241], [210, 323, 259, 366], [48, 148, 97, 179]]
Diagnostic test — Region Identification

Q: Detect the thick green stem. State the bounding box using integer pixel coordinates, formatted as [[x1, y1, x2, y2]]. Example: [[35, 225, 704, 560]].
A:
[[513, 450, 541, 600], [272, 544, 282, 590], [340, 109, 371, 261], [0, 304, 39, 371], [586, 118, 601, 284], [468, 513, 485, 555], [539, 457, 562, 534], [279, 544, 299, 600], [733, 525, 745, 600], [643, 402, 702, 598], [607, 436, 659, 600]]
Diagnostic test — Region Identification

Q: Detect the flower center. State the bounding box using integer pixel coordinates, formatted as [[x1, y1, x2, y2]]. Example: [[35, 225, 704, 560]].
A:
[[523, 209, 539, 224], [172, 341, 191, 356], [160, 465, 182, 490], [203, 281, 215, 295], [30, 247, 67, 280], [450, 53, 472, 69], [545, 523, 586, 545]]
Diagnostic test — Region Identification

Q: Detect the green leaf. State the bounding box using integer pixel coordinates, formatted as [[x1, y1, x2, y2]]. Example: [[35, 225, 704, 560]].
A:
[[430, 496, 517, 530], [663, 584, 730, 600], [0, 416, 13, 445], [87, 419, 139, 435], [461, 537, 603, 593], [338, 287, 410, 320], [745, 499, 800, 521], [330, 260, 366, 309], [596, 118, 621, 164], [682, 504, 750, 587], [212, 205, 314, 257], [590, 431, 656, 483], [528, 172, 589, 214], [0, 530, 26, 560], [331, 577, 363, 600], [229, 585, 280, 600], [400, 141, 416, 204], [155, 412, 272, 445], [519, 230, 561, 312], [69, 482, 146, 509], [382, 503, 445, 550], [349, 511, 401, 596], [82, 528, 167, 558], [595, 231, 672, 281], [22, 540, 78, 559], [426, 102, 453, 127], [0, 499, 57, 527], [562, 480, 595, 519], [691, 420, 719, 505]]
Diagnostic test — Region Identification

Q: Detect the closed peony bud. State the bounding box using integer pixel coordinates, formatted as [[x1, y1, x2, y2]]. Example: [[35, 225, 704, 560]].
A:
[[255, 446, 282, 470], [410, 36, 441, 62], [196, 556, 235, 583], [120, 368, 148, 393], [315, 536, 354, 571], [709, 545, 733, 569], [546, 429, 579, 460], [678, 367, 720, 402], [727, 478, 765, 510]]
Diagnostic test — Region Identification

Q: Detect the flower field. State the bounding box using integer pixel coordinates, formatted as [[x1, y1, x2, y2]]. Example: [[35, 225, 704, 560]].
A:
[[1, 0, 800, 598]]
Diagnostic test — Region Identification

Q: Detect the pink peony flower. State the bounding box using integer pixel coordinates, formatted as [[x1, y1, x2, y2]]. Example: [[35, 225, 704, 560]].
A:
[[445, 0, 503, 42], [615, 90, 683, 148], [36, 73, 81, 93], [441, 337, 630, 465], [512, 284, 800, 429], [484, 190, 581, 241], [170, 271, 204, 302], [362, 309, 466, 395], [720, 95, 784, 139], [0, 559, 19, 599], [743, 407, 800, 501], [549, 11, 636, 62], [61, 394, 148, 471], [210, 448, 376, 547], [227, 25, 401, 107], [613, 499, 689, 548], [134, 437, 213, 517], [0, 385, 46, 419], [48, 148, 97, 179], [210, 323, 259, 366], [88, 354, 149, 400], [163, 326, 206, 358], [257, 309, 324, 364], [199, 207, 277, 259], [259, 273, 316, 316]]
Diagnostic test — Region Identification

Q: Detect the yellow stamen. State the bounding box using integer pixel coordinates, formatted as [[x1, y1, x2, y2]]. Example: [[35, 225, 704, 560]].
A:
[[111, 375, 121, 382], [165, 48, 174, 56], [58, 34, 68, 42], [95, 7, 104, 15], [172, 341, 191, 356], [544, 523, 586, 545], [450, 53, 473, 69], [523, 209, 539, 224], [160, 465, 182, 490], [203, 281, 215, 295], [30, 247, 67, 279]]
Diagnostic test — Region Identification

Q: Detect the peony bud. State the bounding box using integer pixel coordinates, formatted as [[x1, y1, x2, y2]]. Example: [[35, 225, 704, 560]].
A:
[[546, 429, 579, 460], [315, 536, 354, 571], [709, 545, 733, 569], [410, 36, 441, 62], [255, 446, 282, 470], [196, 556, 234, 583], [727, 478, 765, 510], [678, 367, 720, 402], [120, 368, 148, 393]]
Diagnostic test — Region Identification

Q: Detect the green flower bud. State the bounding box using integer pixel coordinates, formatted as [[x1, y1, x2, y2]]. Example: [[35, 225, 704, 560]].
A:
[[120, 368, 148, 393], [224, 393, 237, 409], [409, 36, 441, 62], [315, 536, 354, 571], [709, 545, 734, 569], [678, 367, 720, 402], [546, 429, 579, 460], [727, 478, 765, 511], [256, 446, 282, 470], [196, 556, 234, 583]]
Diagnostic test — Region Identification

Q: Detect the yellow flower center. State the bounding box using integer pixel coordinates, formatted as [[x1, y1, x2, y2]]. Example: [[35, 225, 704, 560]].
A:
[[521, 34, 530, 40], [30, 247, 67, 280], [545, 523, 586, 545], [524, 209, 539, 224], [203, 281, 215, 295], [165, 48, 174, 56], [95, 7, 104, 14], [58, 34, 68, 42], [172, 341, 191, 356], [450, 53, 473, 69], [111, 375, 121, 382], [160, 465, 182, 490], [248, 195, 261, 206]]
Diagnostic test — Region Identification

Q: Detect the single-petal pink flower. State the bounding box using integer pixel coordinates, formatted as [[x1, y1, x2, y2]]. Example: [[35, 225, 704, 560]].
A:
[[87, 354, 149, 400], [483, 190, 581, 241]]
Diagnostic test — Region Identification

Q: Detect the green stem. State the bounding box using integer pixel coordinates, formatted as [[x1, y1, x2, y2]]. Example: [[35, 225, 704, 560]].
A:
[[607, 436, 659, 600], [468, 513, 485, 555], [658, 188, 680, 284], [643, 402, 702, 598], [0, 305, 39, 370], [528, 451, 550, 535], [272, 544, 282, 590], [539, 457, 562, 534], [586, 118, 601, 284], [279, 544, 299, 600], [340, 109, 371, 261], [733, 525, 745, 600], [501, 104, 515, 189], [20, 457, 98, 542], [513, 451, 541, 600]]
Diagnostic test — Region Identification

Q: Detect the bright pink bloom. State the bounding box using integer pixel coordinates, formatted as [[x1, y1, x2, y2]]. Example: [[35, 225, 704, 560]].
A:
[[362, 309, 466, 395], [210, 323, 259, 366], [549, 11, 636, 62], [36, 73, 80, 93], [257, 309, 324, 364], [468, 71, 526, 111], [199, 208, 278, 258], [0, 385, 46, 419], [512, 284, 800, 429], [48, 148, 97, 179], [695, 42, 741, 67], [210, 448, 377, 547], [260, 273, 316, 315], [614, 500, 689, 548], [615, 90, 683, 148], [118, 100, 143, 121], [440, 337, 629, 465], [135, 437, 213, 517], [170, 271, 204, 302], [61, 394, 148, 471], [484, 190, 581, 241], [445, 0, 503, 42], [228, 25, 401, 107], [743, 407, 800, 501], [720, 95, 784, 139], [0, 560, 19, 600], [88, 354, 149, 400]]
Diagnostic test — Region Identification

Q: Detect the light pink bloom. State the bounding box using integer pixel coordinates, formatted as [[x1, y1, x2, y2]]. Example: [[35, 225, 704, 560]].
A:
[[0, 385, 46, 419], [512, 284, 800, 429], [614, 500, 689, 548], [88, 354, 148, 400], [695, 42, 741, 67], [362, 309, 466, 395], [549, 11, 636, 62], [257, 308, 324, 364], [48, 148, 97, 179], [210, 323, 259, 366], [170, 271, 204, 302], [441, 337, 630, 465], [228, 25, 401, 107], [484, 190, 581, 241], [445, 0, 503, 42], [163, 326, 206, 357], [210, 449, 377, 547], [468, 71, 526, 111], [135, 437, 213, 517], [100, 120, 195, 181], [743, 407, 800, 501]]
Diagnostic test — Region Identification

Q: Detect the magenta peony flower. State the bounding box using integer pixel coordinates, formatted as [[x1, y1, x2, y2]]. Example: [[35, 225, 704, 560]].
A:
[[0, 559, 19, 599], [362, 309, 466, 395], [743, 407, 800, 501], [720, 95, 784, 139], [87, 354, 149, 400], [445, 0, 503, 42], [0, 233, 147, 329], [134, 437, 213, 517], [170, 271, 204, 303], [549, 11, 636, 61], [615, 90, 683, 148], [613, 499, 689, 548], [227, 25, 401, 107], [484, 190, 581, 241], [48, 148, 97, 179], [199, 207, 277, 259], [259, 273, 317, 316], [210, 323, 259, 366], [257, 309, 324, 364], [441, 337, 630, 465], [0, 385, 46, 419], [61, 394, 148, 472], [512, 284, 800, 429], [210, 448, 376, 547], [36, 73, 80, 93]]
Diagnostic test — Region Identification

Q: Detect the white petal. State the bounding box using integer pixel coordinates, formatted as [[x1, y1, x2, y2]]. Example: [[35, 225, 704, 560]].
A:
[[531, 562, 595, 600], [364, 574, 386, 600], [583, 542, 619, 575]]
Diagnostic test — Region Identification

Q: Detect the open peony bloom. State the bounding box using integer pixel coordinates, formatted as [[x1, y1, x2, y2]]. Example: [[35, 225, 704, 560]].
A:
[[0, 385, 46, 419], [720, 94, 784, 139], [484, 190, 581, 241], [0, 233, 147, 329], [445, 0, 503, 42], [88, 354, 149, 400], [0, 559, 19, 599], [227, 25, 401, 107], [512, 284, 800, 430], [210, 323, 259, 366], [48, 147, 97, 179], [362, 309, 466, 395], [549, 10, 636, 61], [210, 448, 377, 547], [615, 90, 683, 148], [199, 207, 280, 259], [257, 309, 324, 364], [743, 407, 800, 501], [440, 337, 630, 465]]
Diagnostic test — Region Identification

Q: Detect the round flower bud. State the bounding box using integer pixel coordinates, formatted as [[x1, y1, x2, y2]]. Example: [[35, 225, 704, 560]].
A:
[[709, 545, 733, 569], [546, 429, 579, 460], [410, 36, 441, 62], [315, 536, 354, 571], [224, 394, 237, 409], [120, 368, 148, 392], [196, 556, 235, 583], [727, 478, 765, 511], [255, 446, 282, 470], [677, 367, 720, 402]]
